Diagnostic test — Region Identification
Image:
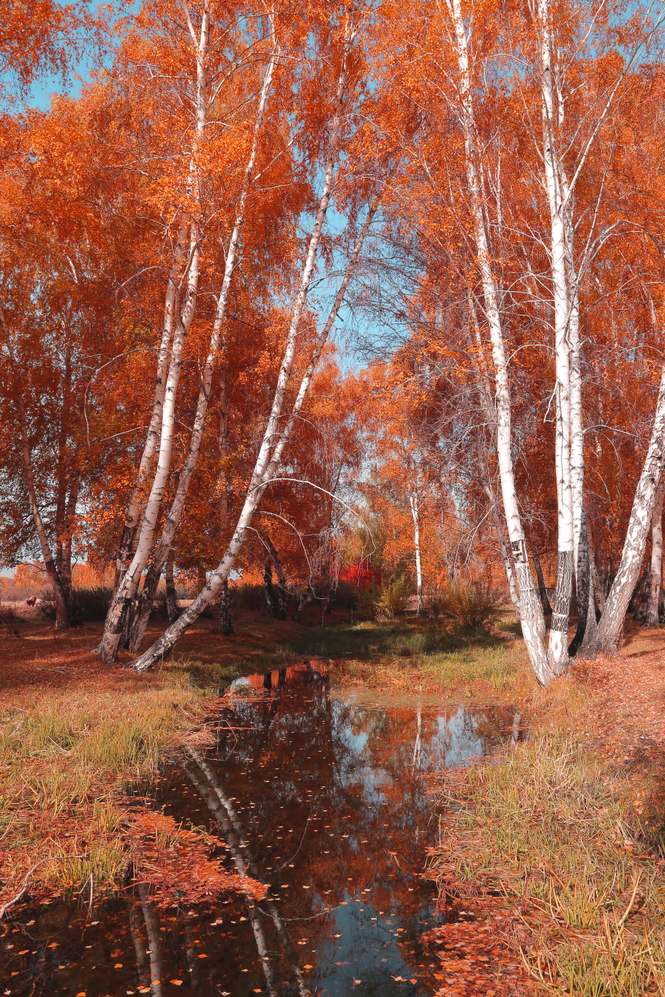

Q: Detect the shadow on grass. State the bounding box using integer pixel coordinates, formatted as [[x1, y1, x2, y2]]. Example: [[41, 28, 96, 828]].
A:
[[232, 617, 507, 673]]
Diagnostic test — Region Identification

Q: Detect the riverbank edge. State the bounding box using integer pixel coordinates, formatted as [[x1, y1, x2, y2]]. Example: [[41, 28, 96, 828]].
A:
[[426, 654, 665, 996]]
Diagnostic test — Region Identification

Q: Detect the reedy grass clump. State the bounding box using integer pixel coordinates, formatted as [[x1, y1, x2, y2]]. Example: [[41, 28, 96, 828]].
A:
[[431, 729, 665, 995], [0, 662, 212, 904]]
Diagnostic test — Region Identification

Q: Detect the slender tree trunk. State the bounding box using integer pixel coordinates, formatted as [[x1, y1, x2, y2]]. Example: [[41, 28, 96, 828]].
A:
[[645, 473, 664, 625], [263, 559, 278, 617], [217, 372, 234, 637], [536, 0, 574, 674], [165, 557, 178, 624], [589, 363, 665, 654], [111, 231, 185, 595], [14, 388, 70, 627], [219, 578, 234, 636], [586, 516, 605, 616], [99, 8, 212, 664], [446, 0, 551, 683], [262, 533, 288, 620], [570, 515, 597, 655], [409, 492, 425, 615], [532, 553, 552, 616]]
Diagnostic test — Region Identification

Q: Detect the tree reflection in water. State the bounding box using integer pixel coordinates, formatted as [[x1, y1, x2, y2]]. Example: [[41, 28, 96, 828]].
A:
[[0, 667, 526, 996]]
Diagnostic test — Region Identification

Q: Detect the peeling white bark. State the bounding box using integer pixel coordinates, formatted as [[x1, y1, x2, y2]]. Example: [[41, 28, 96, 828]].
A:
[[446, 0, 551, 684]]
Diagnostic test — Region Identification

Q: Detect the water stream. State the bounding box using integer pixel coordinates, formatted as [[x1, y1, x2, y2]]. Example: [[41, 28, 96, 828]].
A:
[[0, 664, 525, 997]]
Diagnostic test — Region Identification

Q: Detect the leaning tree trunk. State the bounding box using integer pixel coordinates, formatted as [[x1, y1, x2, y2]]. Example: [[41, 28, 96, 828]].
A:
[[124, 42, 280, 656], [111, 229, 185, 595], [468, 296, 521, 615], [645, 474, 665, 626], [589, 362, 665, 655], [129, 42, 382, 674]]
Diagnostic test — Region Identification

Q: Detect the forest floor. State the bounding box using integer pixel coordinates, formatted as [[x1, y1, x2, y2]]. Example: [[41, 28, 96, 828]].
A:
[[1, 603, 665, 994]]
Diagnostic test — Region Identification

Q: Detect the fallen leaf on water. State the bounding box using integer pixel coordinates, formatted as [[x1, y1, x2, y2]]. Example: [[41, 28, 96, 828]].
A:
[[114, 963, 123, 968], [171, 982, 183, 987], [198, 953, 208, 959], [410, 980, 417, 985]]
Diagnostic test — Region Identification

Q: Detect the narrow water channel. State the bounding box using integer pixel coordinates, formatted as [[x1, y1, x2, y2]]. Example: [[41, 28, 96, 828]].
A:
[[0, 665, 525, 997]]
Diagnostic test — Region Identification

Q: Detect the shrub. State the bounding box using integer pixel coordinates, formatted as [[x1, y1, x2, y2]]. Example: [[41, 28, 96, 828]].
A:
[[440, 576, 501, 627], [0, 601, 19, 626], [72, 585, 112, 622], [422, 583, 446, 618], [229, 582, 269, 616], [375, 575, 412, 620], [355, 581, 381, 620]]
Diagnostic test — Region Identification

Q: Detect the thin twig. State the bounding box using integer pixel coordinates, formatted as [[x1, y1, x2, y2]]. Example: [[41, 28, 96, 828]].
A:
[[0, 852, 90, 921]]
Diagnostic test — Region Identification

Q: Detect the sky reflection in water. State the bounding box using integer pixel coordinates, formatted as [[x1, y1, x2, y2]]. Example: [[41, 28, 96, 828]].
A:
[[0, 665, 524, 997]]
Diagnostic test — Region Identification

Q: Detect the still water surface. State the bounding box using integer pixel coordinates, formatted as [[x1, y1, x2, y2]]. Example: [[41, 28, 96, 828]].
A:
[[0, 665, 524, 997]]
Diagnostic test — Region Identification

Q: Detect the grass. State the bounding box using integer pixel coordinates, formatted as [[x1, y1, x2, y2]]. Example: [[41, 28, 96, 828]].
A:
[[0, 658, 224, 907], [428, 648, 665, 995]]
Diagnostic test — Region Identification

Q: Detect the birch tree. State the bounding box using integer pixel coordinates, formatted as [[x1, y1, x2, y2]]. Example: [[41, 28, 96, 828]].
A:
[[129, 12, 386, 672]]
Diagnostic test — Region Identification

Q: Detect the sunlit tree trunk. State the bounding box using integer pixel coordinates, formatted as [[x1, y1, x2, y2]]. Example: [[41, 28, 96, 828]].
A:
[[409, 492, 424, 615], [645, 474, 665, 626], [111, 230, 185, 596], [467, 296, 520, 614], [535, 0, 574, 673], [590, 363, 665, 654], [446, 0, 551, 684]]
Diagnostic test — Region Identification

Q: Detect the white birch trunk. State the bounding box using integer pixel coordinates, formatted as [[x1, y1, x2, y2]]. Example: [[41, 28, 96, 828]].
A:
[[112, 230, 185, 593], [537, 0, 574, 673], [446, 0, 552, 684], [645, 473, 665, 626], [409, 492, 424, 615], [591, 363, 665, 653], [468, 293, 521, 613]]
